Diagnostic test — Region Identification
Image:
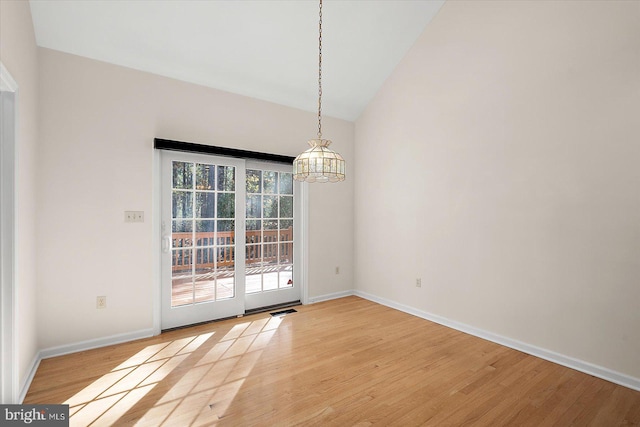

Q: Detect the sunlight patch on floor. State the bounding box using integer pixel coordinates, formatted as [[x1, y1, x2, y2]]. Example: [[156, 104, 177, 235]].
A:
[[63, 316, 283, 426], [65, 332, 214, 426], [138, 316, 283, 426]]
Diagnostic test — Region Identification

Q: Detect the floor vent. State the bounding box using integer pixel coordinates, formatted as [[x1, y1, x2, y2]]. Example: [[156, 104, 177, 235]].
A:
[[244, 300, 300, 316], [270, 308, 297, 317]]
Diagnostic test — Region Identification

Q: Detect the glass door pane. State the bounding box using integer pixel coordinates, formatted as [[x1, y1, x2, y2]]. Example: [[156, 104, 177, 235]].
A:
[[171, 162, 238, 306], [171, 161, 195, 306], [244, 164, 298, 310]]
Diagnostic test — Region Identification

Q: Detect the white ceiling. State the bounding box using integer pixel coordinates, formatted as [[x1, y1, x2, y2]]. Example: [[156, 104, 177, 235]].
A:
[[29, 0, 444, 121]]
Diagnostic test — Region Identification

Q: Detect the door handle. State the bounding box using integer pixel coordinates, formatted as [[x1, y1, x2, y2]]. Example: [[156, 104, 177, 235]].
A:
[[162, 235, 171, 253]]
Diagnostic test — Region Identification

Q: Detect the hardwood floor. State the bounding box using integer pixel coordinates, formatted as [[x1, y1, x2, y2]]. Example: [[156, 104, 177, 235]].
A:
[[25, 296, 640, 426]]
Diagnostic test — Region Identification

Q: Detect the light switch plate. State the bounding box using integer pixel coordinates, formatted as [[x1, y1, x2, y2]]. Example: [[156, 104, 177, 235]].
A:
[[125, 211, 144, 223]]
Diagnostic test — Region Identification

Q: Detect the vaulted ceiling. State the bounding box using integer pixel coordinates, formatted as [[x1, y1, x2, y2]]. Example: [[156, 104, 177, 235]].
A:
[[29, 0, 444, 121]]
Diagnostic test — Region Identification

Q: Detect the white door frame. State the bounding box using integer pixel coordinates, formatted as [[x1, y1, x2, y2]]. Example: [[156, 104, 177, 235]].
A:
[[1, 62, 19, 404], [152, 149, 309, 333]]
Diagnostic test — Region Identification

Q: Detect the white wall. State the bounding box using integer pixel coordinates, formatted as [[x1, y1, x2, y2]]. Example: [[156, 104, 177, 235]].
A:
[[355, 0, 640, 379], [0, 0, 40, 395], [37, 48, 354, 349]]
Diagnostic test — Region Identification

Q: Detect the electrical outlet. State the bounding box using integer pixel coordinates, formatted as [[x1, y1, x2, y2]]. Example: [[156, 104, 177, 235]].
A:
[[416, 278, 422, 288], [97, 296, 106, 309]]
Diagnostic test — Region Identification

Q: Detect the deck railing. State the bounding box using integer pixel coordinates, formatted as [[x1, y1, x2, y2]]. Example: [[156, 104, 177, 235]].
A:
[[172, 227, 293, 274]]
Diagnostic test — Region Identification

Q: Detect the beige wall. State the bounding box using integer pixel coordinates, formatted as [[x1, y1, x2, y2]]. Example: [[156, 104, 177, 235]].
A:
[[36, 48, 354, 349], [355, 0, 640, 378], [0, 0, 40, 393]]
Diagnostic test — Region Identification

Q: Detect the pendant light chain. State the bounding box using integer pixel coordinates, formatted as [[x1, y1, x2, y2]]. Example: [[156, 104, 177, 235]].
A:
[[317, 0, 323, 139], [292, 0, 345, 183]]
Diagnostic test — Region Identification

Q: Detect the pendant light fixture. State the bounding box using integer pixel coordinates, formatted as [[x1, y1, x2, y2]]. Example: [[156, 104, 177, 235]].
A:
[[293, 0, 345, 183]]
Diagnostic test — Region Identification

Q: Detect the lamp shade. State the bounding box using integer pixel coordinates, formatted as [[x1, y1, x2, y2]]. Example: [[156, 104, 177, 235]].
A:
[[293, 139, 345, 183]]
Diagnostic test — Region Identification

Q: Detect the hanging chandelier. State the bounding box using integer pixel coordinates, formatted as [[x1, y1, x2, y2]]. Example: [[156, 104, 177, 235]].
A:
[[293, 0, 345, 183]]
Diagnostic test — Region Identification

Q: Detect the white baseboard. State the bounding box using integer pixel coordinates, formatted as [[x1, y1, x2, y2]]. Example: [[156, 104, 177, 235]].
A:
[[19, 328, 155, 402], [39, 328, 155, 360], [354, 290, 640, 392], [19, 354, 41, 403], [308, 290, 354, 304]]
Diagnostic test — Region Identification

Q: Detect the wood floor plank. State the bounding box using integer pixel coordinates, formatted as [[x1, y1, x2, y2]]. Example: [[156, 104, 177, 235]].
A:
[[23, 296, 640, 426]]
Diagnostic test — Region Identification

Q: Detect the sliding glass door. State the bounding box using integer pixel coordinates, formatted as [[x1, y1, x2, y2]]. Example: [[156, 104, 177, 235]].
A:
[[161, 152, 301, 329], [244, 161, 300, 311]]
